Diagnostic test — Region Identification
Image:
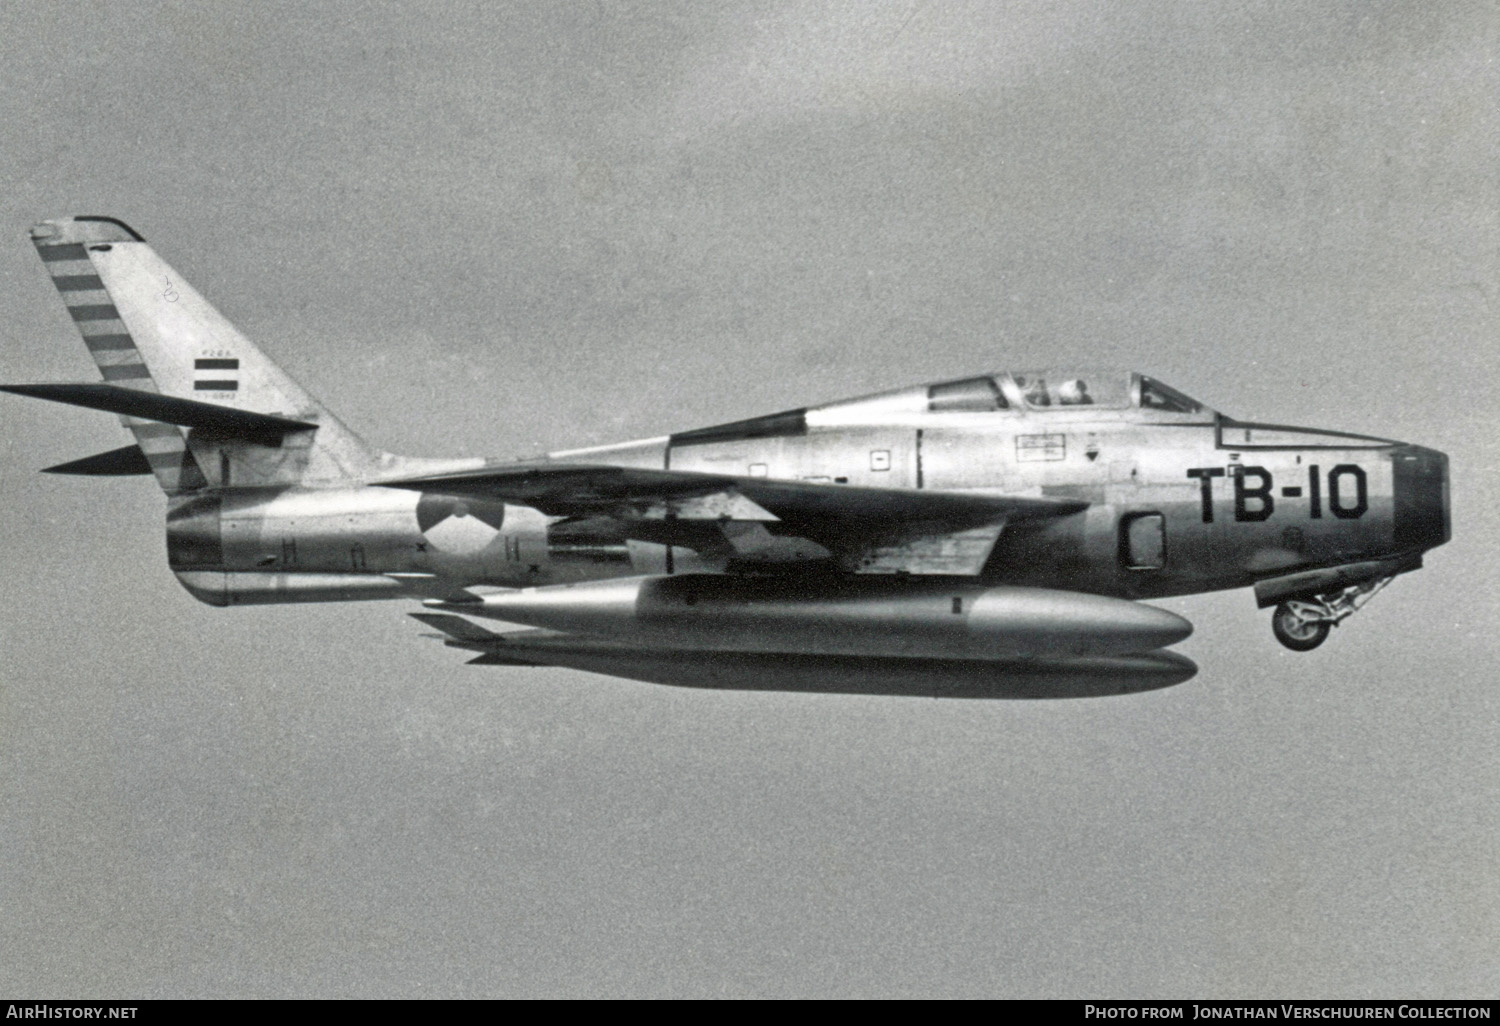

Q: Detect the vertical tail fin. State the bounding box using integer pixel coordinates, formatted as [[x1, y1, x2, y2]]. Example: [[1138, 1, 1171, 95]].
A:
[[30, 216, 387, 491]]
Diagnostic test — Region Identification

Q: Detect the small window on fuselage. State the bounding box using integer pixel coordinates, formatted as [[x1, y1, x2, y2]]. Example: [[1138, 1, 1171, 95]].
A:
[[928, 376, 1007, 412]]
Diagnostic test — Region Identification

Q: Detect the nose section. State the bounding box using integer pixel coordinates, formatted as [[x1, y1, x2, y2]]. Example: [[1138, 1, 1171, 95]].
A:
[[1392, 445, 1450, 553]]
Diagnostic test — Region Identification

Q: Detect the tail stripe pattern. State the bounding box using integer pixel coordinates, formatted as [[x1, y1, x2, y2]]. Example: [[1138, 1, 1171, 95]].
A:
[[31, 222, 207, 493], [82, 334, 135, 352], [38, 243, 88, 262], [53, 275, 105, 290], [68, 304, 121, 321]]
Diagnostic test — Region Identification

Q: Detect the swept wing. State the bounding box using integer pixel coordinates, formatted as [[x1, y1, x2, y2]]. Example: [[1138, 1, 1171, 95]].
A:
[[380, 462, 1087, 575]]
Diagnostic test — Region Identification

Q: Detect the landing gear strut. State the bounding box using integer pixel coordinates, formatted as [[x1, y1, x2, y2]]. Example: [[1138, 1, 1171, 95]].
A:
[[1271, 576, 1394, 651]]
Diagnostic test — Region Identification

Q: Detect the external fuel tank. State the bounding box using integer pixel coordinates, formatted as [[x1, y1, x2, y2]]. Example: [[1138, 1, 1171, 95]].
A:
[[430, 573, 1191, 660]]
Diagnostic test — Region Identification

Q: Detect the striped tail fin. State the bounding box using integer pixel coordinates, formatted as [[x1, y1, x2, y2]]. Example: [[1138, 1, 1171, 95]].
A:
[[29, 216, 387, 492]]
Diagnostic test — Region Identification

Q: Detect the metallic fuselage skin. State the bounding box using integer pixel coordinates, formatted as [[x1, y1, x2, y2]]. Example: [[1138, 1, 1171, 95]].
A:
[[167, 381, 1449, 609]]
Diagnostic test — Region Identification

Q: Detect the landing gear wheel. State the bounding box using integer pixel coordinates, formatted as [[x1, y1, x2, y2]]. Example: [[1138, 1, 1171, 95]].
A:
[[1272, 601, 1330, 651]]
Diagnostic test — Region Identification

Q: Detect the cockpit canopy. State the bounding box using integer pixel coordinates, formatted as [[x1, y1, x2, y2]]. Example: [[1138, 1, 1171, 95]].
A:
[[922, 371, 1206, 415], [796, 370, 1214, 430]]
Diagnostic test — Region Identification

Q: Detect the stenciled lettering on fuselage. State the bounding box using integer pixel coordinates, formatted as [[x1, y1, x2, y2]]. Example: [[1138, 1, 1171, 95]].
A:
[[1184, 464, 1369, 523]]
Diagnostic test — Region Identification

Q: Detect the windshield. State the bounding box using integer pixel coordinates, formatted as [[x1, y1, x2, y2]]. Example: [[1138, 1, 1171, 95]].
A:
[[1138, 375, 1204, 414]]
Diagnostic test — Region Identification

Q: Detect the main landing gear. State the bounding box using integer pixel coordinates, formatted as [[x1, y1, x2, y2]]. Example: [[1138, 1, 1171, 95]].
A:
[[1271, 577, 1394, 651]]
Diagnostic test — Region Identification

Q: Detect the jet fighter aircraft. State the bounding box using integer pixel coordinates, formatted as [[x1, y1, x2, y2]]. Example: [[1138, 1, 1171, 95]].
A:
[[3, 217, 1450, 698]]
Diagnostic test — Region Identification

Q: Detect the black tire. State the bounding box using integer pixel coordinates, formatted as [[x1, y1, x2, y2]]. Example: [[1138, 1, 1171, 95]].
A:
[[1272, 602, 1330, 651]]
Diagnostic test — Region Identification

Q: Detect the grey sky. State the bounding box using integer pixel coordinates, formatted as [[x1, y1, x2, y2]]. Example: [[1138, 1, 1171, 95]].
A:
[[0, 1, 1495, 997]]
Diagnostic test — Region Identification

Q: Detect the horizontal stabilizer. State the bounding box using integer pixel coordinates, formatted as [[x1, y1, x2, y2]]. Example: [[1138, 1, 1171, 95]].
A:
[[1, 383, 317, 438], [42, 444, 153, 476]]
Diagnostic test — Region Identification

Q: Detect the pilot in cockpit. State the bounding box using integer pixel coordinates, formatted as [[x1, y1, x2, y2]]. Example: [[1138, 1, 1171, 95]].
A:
[[1016, 375, 1050, 406], [1058, 379, 1094, 405]]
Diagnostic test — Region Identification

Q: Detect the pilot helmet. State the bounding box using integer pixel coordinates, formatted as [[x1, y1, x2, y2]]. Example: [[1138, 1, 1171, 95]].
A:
[[1058, 379, 1090, 404]]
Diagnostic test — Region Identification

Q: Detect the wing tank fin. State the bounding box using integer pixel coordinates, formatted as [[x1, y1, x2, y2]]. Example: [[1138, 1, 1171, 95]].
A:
[[408, 612, 508, 645], [409, 613, 545, 665]]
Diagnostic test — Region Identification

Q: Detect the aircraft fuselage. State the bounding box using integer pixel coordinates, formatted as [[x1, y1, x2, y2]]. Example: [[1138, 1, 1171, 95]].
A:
[[166, 377, 1449, 613]]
